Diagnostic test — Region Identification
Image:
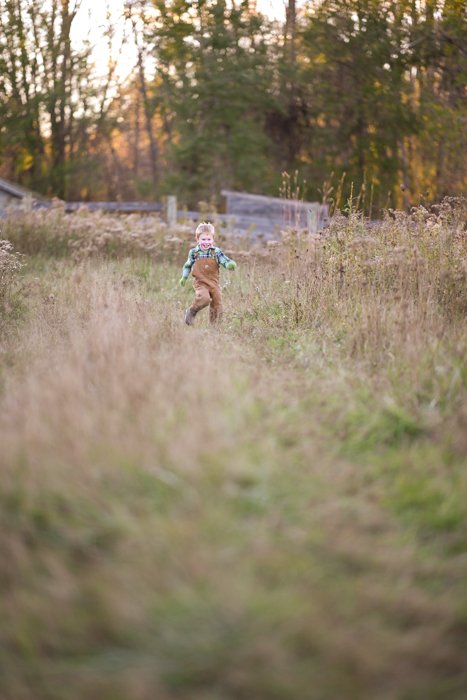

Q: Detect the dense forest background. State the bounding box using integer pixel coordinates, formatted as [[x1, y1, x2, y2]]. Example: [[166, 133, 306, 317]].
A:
[[0, 0, 465, 212]]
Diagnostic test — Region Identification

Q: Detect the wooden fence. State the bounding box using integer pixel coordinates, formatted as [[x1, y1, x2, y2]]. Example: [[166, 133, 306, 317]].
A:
[[3, 190, 329, 237], [62, 191, 329, 236], [63, 201, 163, 214]]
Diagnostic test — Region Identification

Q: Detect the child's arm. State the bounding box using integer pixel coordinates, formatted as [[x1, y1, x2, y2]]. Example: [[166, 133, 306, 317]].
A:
[[217, 248, 237, 270], [179, 249, 195, 286]]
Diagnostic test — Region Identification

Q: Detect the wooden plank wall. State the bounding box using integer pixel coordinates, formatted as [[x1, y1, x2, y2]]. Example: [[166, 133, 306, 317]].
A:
[[221, 190, 329, 234]]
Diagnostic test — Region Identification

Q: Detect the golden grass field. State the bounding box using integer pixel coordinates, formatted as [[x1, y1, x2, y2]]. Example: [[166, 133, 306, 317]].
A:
[[1, 200, 466, 699]]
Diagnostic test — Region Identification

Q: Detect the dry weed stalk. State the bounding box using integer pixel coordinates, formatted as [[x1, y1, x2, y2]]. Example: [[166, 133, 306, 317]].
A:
[[0, 239, 24, 322]]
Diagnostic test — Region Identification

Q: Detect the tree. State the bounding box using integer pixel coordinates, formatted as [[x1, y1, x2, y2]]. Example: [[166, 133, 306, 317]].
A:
[[145, 0, 279, 205], [297, 0, 418, 209], [125, 0, 160, 192], [0, 0, 464, 206], [0, 0, 119, 199], [403, 0, 467, 199]]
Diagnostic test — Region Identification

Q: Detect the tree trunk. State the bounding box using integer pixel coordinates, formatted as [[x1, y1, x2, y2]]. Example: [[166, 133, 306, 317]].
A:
[[136, 47, 159, 191], [128, 4, 159, 193], [285, 0, 296, 63]]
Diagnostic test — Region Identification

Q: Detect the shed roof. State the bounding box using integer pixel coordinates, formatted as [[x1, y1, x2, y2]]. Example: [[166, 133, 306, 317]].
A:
[[0, 176, 47, 201]]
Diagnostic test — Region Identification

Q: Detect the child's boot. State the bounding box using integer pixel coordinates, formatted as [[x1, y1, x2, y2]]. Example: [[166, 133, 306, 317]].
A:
[[185, 307, 198, 325]]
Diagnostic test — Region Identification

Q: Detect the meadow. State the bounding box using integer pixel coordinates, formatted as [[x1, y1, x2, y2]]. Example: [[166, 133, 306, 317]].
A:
[[0, 200, 466, 700]]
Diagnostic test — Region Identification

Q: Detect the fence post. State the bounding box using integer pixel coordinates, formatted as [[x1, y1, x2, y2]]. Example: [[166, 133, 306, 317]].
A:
[[21, 194, 33, 212], [166, 195, 177, 228], [307, 207, 318, 235]]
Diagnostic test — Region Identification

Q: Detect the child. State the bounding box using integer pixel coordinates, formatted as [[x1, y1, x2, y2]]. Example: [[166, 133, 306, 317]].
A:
[[179, 222, 237, 325]]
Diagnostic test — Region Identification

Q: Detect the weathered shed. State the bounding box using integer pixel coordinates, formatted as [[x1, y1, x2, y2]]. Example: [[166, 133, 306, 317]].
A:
[[221, 190, 328, 236], [0, 177, 47, 210]]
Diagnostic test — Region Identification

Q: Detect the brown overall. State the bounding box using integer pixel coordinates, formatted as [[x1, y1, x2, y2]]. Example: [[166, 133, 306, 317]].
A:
[[189, 257, 223, 323]]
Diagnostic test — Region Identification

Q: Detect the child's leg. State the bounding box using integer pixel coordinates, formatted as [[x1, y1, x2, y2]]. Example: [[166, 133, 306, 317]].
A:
[[191, 283, 211, 312], [185, 282, 210, 325], [209, 285, 223, 324]]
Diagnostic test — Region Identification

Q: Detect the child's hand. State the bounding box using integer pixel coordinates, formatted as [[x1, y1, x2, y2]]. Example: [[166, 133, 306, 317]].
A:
[[226, 261, 237, 270], [179, 277, 187, 287]]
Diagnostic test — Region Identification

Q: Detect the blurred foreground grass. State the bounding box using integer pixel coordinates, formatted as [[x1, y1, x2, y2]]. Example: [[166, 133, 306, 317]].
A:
[[0, 203, 466, 699]]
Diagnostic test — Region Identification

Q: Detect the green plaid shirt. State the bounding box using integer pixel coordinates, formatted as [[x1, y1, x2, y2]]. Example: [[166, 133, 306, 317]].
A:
[[181, 245, 234, 279]]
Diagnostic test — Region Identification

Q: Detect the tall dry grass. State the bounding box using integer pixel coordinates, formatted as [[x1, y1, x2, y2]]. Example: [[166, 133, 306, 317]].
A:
[[1, 204, 190, 261], [0, 204, 258, 263], [0, 198, 466, 699], [246, 197, 466, 352]]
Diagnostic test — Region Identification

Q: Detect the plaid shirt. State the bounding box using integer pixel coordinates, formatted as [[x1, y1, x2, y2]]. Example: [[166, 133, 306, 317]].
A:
[[181, 245, 234, 279]]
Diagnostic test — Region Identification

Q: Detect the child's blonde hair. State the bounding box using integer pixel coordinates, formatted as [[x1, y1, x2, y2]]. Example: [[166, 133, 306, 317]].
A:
[[195, 222, 215, 239]]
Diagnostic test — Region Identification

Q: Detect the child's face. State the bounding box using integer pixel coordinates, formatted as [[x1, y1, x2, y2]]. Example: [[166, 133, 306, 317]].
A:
[[197, 232, 214, 250]]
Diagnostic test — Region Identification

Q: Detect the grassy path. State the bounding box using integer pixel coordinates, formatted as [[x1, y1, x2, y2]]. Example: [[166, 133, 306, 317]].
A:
[[1, 258, 466, 700]]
